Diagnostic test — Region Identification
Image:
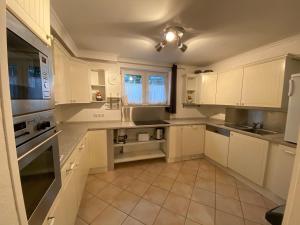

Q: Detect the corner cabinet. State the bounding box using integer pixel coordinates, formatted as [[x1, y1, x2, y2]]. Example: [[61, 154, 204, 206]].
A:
[[6, 0, 51, 45], [228, 132, 269, 185], [167, 125, 205, 162], [216, 68, 243, 106], [199, 72, 217, 104]]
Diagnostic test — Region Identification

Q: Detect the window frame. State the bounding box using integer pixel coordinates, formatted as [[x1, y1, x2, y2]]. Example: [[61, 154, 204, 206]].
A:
[[121, 68, 171, 106]]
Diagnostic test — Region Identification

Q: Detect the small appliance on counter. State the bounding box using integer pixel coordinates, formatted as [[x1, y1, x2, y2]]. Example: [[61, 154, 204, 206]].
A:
[[115, 129, 127, 144], [155, 128, 164, 140]]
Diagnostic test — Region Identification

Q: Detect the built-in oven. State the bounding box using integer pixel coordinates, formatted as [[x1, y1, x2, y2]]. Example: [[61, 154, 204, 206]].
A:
[[6, 11, 54, 116], [14, 110, 61, 225]]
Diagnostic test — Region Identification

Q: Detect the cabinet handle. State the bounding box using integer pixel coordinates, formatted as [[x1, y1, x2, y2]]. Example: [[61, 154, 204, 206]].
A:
[[284, 150, 296, 156], [79, 144, 85, 150], [66, 162, 76, 174], [47, 217, 55, 225], [46, 34, 54, 41], [288, 79, 294, 97]]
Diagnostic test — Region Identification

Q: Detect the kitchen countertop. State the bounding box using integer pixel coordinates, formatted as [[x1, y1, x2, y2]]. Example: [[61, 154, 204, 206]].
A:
[[57, 118, 297, 167]]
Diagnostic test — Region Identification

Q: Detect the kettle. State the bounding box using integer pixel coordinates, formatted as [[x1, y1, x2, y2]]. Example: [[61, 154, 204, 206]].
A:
[[155, 128, 164, 140]]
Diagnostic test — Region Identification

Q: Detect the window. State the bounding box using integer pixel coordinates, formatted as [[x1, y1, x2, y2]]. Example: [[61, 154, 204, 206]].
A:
[[122, 69, 169, 105]]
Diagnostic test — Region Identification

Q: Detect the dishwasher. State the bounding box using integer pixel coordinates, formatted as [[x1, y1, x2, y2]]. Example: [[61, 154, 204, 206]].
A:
[[205, 125, 230, 167]]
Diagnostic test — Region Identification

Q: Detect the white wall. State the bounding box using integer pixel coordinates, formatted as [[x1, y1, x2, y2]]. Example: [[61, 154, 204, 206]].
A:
[[207, 33, 300, 71]]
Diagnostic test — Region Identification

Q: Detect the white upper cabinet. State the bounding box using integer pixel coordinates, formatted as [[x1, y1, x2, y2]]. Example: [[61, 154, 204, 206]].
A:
[[241, 59, 286, 108], [7, 0, 51, 45], [216, 68, 243, 106], [199, 72, 217, 104], [183, 74, 201, 104]]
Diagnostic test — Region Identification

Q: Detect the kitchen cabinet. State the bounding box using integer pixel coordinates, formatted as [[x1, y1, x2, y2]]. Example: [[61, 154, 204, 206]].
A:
[[241, 59, 285, 108], [7, 0, 51, 45], [205, 128, 230, 167], [265, 144, 296, 199], [53, 40, 91, 104], [228, 132, 269, 185], [167, 125, 205, 162], [183, 74, 201, 104], [216, 68, 243, 106], [199, 72, 217, 104], [88, 130, 108, 173]]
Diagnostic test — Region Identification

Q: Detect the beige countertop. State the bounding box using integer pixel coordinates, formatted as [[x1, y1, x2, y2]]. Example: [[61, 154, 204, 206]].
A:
[[57, 118, 296, 167]]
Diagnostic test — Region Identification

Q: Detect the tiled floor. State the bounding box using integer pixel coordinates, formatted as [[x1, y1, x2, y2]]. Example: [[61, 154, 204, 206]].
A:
[[76, 159, 277, 225]]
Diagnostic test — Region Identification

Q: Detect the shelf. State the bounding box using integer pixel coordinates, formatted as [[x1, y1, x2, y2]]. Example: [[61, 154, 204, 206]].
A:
[[113, 139, 166, 147], [114, 149, 166, 164]]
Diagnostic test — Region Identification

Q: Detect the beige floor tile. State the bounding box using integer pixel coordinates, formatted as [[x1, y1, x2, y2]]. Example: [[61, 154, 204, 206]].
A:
[[185, 219, 201, 225], [176, 172, 196, 185], [112, 175, 134, 189], [164, 162, 182, 171], [146, 164, 165, 175], [198, 161, 216, 172], [91, 206, 127, 225], [95, 171, 121, 183], [126, 179, 151, 196], [180, 166, 199, 176], [137, 171, 158, 184], [216, 182, 239, 200], [262, 197, 278, 210], [86, 179, 108, 195], [216, 171, 236, 186], [242, 202, 269, 225], [153, 175, 175, 191], [183, 160, 200, 169], [244, 220, 265, 225], [171, 181, 193, 199], [96, 184, 122, 203], [81, 190, 94, 204], [216, 194, 243, 218], [195, 178, 215, 192], [130, 199, 161, 225], [154, 208, 185, 225], [161, 167, 179, 179], [192, 187, 215, 207], [122, 216, 145, 225], [87, 175, 97, 183], [127, 168, 144, 178], [187, 201, 215, 225], [197, 170, 216, 181], [215, 210, 244, 225], [111, 190, 140, 214], [163, 192, 190, 216], [75, 217, 88, 225], [143, 186, 168, 205], [78, 197, 108, 223], [238, 189, 266, 207]]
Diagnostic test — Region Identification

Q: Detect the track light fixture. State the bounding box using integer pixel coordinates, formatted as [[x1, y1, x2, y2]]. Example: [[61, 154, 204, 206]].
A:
[[155, 26, 187, 52]]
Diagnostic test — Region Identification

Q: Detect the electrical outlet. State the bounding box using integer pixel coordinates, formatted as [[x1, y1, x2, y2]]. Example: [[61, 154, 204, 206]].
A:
[[93, 113, 104, 118]]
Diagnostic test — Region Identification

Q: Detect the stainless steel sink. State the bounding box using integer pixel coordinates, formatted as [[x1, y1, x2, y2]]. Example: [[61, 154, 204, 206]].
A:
[[225, 124, 278, 135]]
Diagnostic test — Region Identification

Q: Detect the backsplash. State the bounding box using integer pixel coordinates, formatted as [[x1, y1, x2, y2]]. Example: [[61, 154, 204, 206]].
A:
[[225, 108, 287, 132]]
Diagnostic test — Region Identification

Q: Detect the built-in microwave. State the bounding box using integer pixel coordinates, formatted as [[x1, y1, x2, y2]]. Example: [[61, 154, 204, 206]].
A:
[[6, 11, 54, 116]]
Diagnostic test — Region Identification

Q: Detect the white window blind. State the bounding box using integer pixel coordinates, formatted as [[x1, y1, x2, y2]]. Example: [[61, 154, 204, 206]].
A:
[[122, 69, 169, 105]]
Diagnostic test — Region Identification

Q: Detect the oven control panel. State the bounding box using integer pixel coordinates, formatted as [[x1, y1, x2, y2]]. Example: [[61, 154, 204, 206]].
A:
[[13, 110, 56, 147]]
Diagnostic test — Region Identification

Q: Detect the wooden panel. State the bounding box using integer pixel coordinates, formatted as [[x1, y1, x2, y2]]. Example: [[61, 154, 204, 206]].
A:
[[205, 130, 229, 167], [182, 125, 205, 157], [167, 126, 182, 161], [200, 72, 217, 104], [228, 132, 269, 185], [265, 144, 296, 199], [88, 130, 108, 170], [216, 68, 243, 106], [242, 59, 285, 107]]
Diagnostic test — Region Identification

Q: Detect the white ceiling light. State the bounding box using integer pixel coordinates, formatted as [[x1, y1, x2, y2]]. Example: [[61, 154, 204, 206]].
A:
[[155, 26, 188, 52]]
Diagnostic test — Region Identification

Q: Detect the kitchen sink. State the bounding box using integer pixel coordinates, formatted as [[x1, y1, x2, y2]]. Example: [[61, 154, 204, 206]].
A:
[[241, 128, 278, 135]]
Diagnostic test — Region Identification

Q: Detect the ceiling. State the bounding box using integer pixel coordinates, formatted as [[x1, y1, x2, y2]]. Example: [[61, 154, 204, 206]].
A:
[[52, 0, 300, 66]]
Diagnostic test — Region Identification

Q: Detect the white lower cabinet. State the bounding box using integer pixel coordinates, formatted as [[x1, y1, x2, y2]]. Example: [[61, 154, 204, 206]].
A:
[[204, 130, 230, 167], [265, 144, 296, 199], [43, 135, 89, 225], [167, 125, 205, 161], [228, 132, 269, 185]]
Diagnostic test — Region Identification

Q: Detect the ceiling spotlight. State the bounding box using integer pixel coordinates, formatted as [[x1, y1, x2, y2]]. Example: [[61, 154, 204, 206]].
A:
[[155, 26, 187, 52]]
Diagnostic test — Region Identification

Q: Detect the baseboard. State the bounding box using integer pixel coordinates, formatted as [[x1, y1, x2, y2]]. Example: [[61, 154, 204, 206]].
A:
[[89, 167, 107, 174], [167, 154, 204, 163]]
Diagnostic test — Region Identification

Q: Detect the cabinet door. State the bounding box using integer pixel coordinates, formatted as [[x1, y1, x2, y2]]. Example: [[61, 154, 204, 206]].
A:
[[182, 125, 205, 157], [216, 68, 243, 106], [205, 130, 229, 167], [69, 59, 91, 103], [88, 130, 108, 170], [228, 132, 269, 185], [265, 144, 295, 199], [167, 126, 183, 161], [53, 42, 72, 104], [200, 73, 217, 104], [7, 0, 51, 45], [241, 59, 285, 107]]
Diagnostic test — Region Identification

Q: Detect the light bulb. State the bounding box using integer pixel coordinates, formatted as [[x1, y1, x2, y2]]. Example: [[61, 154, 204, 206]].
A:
[[165, 31, 176, 42]]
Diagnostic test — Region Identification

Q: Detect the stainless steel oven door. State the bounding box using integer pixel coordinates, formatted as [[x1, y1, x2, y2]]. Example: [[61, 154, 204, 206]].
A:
[[18, 129, 61, 225], [7, 11, 54, 116]]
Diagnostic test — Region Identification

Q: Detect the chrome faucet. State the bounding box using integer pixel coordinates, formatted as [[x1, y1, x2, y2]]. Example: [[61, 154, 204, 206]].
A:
[[252, 122, 263, 129]]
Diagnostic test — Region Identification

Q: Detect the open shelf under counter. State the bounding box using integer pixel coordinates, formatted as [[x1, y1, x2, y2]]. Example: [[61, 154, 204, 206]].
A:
[[113, 139, 166, 147], [114, 149, 166, 164]]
